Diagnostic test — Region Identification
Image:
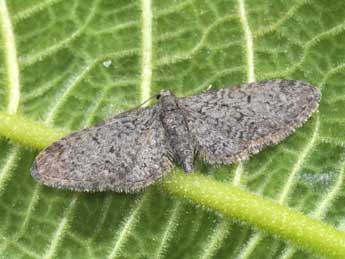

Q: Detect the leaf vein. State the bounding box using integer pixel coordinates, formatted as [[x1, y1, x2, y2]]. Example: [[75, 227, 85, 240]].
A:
[[0, 0, 20, 114], [42, 194, 78, 259], [13, 0, 64, 23], [140, 0, 153, 103], [107, 194, 148, 259], [154, 201, 182, 259], [18, 0, 101, 67], [278, 117, 320, 203], [238, 0, 255, 83]]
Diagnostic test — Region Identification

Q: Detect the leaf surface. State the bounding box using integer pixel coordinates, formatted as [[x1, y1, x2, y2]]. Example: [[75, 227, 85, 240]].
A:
[[1, 0, 345, 258]]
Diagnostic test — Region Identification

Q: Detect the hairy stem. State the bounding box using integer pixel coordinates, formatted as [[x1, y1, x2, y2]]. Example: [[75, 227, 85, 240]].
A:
[[1, 111, 345, 258], [0, 112, 67, 149], [162, 173, 345, 259]]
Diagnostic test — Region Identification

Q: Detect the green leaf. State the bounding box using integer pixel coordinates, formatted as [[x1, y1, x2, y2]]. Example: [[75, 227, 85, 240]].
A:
[[1, 0, 345, 258]]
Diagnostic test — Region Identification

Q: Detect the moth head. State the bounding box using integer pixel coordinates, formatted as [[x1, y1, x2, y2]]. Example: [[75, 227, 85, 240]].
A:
[[157, 89, 174, 100], [158, 90, 177, 111]]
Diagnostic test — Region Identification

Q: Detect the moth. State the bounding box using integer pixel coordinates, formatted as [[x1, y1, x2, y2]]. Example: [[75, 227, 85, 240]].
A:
[[31, 79, 321, 192]]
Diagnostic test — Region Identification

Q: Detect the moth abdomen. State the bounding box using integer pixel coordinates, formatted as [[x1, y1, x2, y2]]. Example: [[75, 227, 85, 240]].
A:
[[159, 90, 195, 173]]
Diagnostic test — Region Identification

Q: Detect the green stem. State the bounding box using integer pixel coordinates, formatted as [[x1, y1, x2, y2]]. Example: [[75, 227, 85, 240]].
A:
[[163, 173, 345, 259], [0, 112, 67, 149], [1, 111, 345, 258]]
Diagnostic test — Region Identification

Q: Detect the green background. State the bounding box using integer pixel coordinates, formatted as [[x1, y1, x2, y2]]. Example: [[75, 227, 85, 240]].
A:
[[1, 0, 345, 258]]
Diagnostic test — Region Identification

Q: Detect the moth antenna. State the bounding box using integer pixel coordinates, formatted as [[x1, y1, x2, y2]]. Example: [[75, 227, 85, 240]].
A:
[[134, 94, 158, 109]]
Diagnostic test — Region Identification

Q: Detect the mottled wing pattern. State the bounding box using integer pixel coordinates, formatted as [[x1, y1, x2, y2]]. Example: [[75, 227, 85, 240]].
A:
[[31, 105, 173, 192], [178, 80, 321, 164]]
